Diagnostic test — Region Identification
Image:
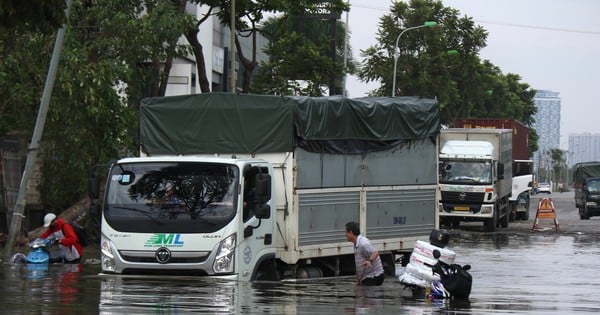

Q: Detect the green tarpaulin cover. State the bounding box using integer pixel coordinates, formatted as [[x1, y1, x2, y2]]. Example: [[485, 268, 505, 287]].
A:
[[140, 93, 439, 155]]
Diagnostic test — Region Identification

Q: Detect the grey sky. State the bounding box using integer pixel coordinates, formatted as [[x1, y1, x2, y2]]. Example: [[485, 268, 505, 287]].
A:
[[345, 0, 600, 148]]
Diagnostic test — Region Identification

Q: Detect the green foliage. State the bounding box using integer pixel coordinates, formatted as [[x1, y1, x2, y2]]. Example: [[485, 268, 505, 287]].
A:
[[358, 0, 537, 140], [0, 0, 67, 34], [1, 0, 192, 211], [251, 13, 355, 96]]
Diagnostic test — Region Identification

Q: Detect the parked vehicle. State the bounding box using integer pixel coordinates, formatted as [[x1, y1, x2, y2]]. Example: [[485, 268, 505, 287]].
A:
[[537, 182, 552, 194], [455, 118, 533, 221], [438, 128, 513, 232], [573, 161, 600, 219], [11, 238, 54, 265], [91, 93, 441, 281], [26, 238, 54, 264]]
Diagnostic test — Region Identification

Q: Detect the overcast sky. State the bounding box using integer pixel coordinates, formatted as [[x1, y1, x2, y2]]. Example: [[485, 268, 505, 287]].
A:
[[345, 0, 600, 148]]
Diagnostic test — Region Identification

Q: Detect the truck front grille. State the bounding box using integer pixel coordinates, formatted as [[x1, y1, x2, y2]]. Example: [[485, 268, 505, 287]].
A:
[[441, 191, 485, 203], [119, 250, 209, 264]]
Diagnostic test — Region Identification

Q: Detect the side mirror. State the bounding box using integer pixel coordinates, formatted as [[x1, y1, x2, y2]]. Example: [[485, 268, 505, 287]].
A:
[[255, 173, 271, 203], [255, 204, 271, 219], [88, 172, 100, 199]]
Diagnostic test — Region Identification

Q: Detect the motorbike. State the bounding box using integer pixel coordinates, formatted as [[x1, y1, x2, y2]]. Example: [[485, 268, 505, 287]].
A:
[[10, 238, 57, 265], [426, 249, 472, 299], [397, 229, 472, 300], [27, 238, 55, 264], [9, 238, 58, 279]]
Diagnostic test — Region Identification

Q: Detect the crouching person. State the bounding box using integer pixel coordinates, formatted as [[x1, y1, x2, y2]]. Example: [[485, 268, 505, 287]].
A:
[[39, 213, 83, 263]]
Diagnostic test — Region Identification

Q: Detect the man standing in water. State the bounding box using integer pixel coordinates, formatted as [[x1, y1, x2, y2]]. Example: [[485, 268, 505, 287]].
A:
[[345, 221, 384, 286]]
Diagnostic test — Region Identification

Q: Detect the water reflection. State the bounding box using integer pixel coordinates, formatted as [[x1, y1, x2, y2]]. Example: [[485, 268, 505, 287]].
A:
[[99, 277, 238, 314], [2, 233, 600, 314]]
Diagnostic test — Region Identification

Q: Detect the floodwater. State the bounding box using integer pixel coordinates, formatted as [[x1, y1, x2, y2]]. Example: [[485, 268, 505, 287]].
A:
[[1, 232, 599, 315]]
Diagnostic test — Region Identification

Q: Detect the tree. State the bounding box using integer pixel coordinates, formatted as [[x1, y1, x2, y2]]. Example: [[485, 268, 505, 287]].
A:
[[0, 0, 194, 211], [548, 148, 566, 184], [251, 7, 354, 96], [358, 0, 537, 135], [0, 0, 67, 34]]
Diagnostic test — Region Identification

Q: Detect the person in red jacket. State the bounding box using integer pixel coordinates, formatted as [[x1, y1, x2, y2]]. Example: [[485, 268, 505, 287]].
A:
[[39, 213, 83, 263]]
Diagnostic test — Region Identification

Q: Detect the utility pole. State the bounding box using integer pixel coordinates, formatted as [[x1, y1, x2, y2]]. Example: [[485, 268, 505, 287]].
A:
[[229, 0, 236, 93], [4, 0, 72, 258]]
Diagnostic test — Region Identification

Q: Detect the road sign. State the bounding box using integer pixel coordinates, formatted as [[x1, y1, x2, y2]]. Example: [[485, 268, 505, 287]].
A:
[[532, 197, 559, 231]]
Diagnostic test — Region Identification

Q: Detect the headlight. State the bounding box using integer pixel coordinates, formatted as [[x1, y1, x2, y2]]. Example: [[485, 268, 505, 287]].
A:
[[101, 235, 116, 272], [213, 233, 236, 274], [480, 204, 493, 214]]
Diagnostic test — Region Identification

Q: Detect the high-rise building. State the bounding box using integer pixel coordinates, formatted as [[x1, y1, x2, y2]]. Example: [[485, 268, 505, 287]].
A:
[[532, 90, 561, 172], [568, 133, 600, 167]]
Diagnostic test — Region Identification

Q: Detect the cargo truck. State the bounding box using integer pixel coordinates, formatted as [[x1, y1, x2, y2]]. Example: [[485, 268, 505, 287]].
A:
[[455, 118, 533, 221], [438, 128, 513, 232], [90, 93, 441, 281], [573, 161, 600, 220]]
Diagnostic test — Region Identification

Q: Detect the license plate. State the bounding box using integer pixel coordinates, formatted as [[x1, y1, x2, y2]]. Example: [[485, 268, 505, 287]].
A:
[[454, 206, 470, 211]]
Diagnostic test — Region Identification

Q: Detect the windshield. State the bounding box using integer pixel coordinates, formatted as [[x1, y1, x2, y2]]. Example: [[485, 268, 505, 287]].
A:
[[586, 179, 600, 193], [439, 160, 492, 184], [104, 161, 239, 233]]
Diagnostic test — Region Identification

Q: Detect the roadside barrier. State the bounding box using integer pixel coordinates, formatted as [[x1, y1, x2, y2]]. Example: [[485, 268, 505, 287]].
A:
[[532, 197, 559, 231]]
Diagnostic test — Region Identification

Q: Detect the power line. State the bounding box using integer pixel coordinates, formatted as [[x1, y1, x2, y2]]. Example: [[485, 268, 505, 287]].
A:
[[477, 20, 600, 35], [349, 3, 600, 35]]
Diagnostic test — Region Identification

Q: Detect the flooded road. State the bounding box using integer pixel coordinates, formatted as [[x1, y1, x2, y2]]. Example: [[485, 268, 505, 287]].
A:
[[1, 192, 599, 314]]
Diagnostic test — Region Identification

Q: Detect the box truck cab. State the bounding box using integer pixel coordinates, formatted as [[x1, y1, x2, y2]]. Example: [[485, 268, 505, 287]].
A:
[[438, 129, 512, 232], [573, 161, 600, 220]]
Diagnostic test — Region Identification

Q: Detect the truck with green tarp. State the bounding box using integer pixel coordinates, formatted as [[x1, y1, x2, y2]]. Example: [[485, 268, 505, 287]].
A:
[[93, 92, 441, 281], [573, 161, 600, 219]]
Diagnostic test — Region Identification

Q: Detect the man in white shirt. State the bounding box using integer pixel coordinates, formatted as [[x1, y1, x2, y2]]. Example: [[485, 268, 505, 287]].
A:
[[345, 221, 385, 286]]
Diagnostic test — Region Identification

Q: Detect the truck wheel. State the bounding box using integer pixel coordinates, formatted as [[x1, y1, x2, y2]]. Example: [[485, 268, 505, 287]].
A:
[[253, 259, 280, 281], [580, 206, 591, 220], [500, 209, 509, 228], [521, 208, 529, 221], [484, 212, 497, 232], [509, 205, 516, 222], [521, 198, 530, 221]]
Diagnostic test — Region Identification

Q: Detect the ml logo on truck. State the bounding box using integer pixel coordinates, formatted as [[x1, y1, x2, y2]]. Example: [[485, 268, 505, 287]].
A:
[[144, 234, 184, 248]]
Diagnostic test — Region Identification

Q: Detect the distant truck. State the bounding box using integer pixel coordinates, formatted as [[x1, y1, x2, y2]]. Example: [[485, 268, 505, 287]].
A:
[[438, 128, 513, 232], [91, 93, 441, 281], [455, 118, 533, 221], [573, 161, 600, 220]]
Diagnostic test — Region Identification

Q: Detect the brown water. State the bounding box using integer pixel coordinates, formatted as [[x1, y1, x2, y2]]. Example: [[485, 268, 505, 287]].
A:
[[1, 231, 599, 314]]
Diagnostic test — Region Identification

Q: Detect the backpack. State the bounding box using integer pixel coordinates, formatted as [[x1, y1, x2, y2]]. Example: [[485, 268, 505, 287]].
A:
[[63, 221, 89, 247]]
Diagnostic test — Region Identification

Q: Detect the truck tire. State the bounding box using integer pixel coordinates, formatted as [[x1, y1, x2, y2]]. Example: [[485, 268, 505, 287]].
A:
[[520, 197, 530, 221], [580, 206, 590, 220], [509, 203, 516, 222], [500, 198, 509, 228], [500, 209, 509, 228], [519, 199, 530, 220], [520, 207, 529, 221], [484, 212, 497, 232]]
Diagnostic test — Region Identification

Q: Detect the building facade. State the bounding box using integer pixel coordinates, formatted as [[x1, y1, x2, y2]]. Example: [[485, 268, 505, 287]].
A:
[[164, 4, 270, 97], [568, 133, 600, 167], [532, 90, 561, 173]]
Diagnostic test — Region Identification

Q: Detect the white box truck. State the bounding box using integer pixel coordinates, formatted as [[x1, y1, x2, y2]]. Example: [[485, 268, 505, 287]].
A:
[[438, 128, 512, 232], [91, 93, 441, 281]]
